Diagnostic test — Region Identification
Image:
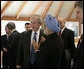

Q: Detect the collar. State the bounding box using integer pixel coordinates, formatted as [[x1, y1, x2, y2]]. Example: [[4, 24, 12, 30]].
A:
[[6, 34, 10, 37], [32, 28, 40, 36], [46, 33, 57, 40], [61, 27, 65, 33], [11, 29, 16, 33]]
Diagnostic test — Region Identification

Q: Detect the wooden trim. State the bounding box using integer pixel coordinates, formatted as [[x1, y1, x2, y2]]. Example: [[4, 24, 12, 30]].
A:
[[79, 23, 81, 36], [1, 51, 3, 65], [1, 20, 2, 36], [1, 16, 79, 22], [30, 1, 44, 16], [16, 1, 28, 19], [67, 6, 75, 19], [1, 1, 13, 17], [55, 1, 63, 18], [42, 1, 53, 19], [1, 16, 30, 21], [65, 18, 79, 22]]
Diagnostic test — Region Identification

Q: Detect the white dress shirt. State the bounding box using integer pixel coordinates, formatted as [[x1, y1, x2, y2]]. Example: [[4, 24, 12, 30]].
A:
[[30, 28, 41, 51], [6, 34, 11, 40], [61, 27, 65, 34]]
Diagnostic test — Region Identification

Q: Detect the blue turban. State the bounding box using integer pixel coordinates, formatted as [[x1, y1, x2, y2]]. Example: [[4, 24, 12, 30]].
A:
[[45, 14, 60, 32]]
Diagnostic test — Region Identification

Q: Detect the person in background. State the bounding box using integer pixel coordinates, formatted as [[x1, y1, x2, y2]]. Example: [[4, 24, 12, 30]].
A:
[[58, 18, 75, 68], [73, 1, 83, 68], [25, 23, 31, 31], [5, 22, 20, 68], [1, 26, 11, 68], [32, 14, 64, 68]]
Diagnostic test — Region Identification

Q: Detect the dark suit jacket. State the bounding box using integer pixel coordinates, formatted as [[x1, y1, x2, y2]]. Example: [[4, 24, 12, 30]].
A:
[[61, 27, 75, 59], [16, 29, 44, 68], [74, 34, 83, 68], [35, 33, 64, 68], [1, 34, 8, 50], [7, 30, 20, 66], [1, 34, 9, 67]]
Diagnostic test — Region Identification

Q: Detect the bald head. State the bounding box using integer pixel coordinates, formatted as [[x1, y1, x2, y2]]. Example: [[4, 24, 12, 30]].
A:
[[58, 18, 65, 29], [5, 22, 16, 34]]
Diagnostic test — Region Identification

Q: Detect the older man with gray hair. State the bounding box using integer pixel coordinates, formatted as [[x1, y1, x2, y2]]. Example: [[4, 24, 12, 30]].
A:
[[16, 15, 44, 68]]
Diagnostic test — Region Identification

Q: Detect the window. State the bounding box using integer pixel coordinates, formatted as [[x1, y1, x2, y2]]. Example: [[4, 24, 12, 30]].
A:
[[65, 22, 80, 37]]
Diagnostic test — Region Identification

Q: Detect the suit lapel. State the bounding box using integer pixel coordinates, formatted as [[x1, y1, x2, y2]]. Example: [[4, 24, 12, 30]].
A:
[[5, 35, 8, 41], [61, 27, 67, 37], [26, 30, 32, 53]]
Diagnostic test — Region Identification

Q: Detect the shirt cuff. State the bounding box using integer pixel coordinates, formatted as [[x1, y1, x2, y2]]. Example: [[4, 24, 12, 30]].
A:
[[35, 50, 39, 53]]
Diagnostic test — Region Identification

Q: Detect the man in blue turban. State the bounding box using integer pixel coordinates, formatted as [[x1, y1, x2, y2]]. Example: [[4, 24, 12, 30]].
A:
[[43, 14, 60, 35], [32, 14, 64, 68], [44, 14, 60, 33]]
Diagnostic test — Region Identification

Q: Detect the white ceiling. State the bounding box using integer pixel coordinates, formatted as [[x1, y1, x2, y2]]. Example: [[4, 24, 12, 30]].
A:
[[1, 1, 77, 19]]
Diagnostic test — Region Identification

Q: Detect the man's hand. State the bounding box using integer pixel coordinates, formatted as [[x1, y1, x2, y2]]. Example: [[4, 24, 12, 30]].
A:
[[32, 40, 39, 51], [3, 48, 8, 52], [16, 65, 22, 68], [40, 36, 46, 43]]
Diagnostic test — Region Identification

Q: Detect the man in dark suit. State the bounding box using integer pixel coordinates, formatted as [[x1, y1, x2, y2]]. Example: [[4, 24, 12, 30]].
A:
[[1, 26, 10, 68], [5, 22, 20, 68], [58, 18, 75, 68], [16, 15, 44, 68], [73, 1, 83, 68]]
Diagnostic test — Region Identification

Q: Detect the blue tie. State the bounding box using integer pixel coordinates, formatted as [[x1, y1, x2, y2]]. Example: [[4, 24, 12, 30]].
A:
[[30, 32, 37, 64]]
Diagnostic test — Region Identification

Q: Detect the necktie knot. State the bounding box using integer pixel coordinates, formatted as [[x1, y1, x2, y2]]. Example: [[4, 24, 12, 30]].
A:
[[60, 29, 62, 33], [34, 32, 37, 35], [33, 32, 37, 41]]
